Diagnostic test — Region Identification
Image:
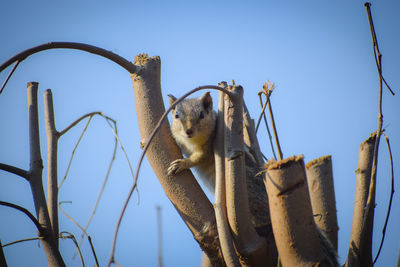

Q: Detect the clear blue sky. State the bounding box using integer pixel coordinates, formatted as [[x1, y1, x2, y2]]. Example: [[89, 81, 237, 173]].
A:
[[0, 1, 399, 266]]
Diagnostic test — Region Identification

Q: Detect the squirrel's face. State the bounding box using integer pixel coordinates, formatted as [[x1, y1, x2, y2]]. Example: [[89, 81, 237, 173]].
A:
[[168, 92, 216, 143]]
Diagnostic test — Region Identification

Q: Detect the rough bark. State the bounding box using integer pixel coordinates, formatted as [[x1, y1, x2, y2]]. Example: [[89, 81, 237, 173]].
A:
[[214, 89, 240, 266], [224, 85, 270, 266], [130, 54, 224, 266], [265, 156, 330, 266], [346, 134, 376, 267], [27, 82, 65, 267], [305, 155, 338, 250]]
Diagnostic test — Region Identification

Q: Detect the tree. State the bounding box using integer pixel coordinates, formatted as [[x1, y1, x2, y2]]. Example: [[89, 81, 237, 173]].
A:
[[0, 3, 396, 266]]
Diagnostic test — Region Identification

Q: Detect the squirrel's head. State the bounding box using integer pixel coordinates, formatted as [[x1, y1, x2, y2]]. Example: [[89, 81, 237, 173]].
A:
[[168, 92, 216, 142]]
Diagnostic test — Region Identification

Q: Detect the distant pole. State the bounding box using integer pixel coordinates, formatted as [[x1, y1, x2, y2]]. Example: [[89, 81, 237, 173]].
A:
[[156, 205, 163, 267]]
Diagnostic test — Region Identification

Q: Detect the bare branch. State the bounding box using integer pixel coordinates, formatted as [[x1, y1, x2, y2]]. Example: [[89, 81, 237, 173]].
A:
[[346, 134, 376, 267], [2, 237, 41, 248], [364, 3, 395, 96], [358, 4, 395, 265], [0, 240, 8, 267], [58, 112, 103, 137], [108, 55, 232, 266], [27, 82, 65, 267], [373, 134, 395, 264], [0, 42, 136, 74], [44, 89, 60, 246], [224, 85, 269, 266], [87, 236, 100, 267], [256, 92, 276, 160], [265, 156, 329, 266], [262, 81, 283, 161], [58, 115, 93, 189], [58, 203, 100, 267], [58, 204, 88, 236], [214, 87, 240, 267], [0, 163, 29, 180], [60, 232, 85, 267], [0, 201, 42, 232], [306, 155, 338, 250], [243, 99, 264, 167], [0, 60, 20, 95], [156, 206, 163, 267]]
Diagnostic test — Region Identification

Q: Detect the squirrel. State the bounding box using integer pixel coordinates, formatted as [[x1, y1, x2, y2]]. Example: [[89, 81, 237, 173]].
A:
[[167, 92, 338, 266], [167, 91, 217, 193]]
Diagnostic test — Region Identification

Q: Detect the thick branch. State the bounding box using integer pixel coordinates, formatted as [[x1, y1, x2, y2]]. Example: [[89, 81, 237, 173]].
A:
[[0, 42, 136, 74], [27, 82, 65, 267], [224, 85, 269, 266], [0, 240, 7, 267], [346, 134, 376, 267], [214, 87, 240, 267], [128, 54, 225, 266], [44, 89, 60, 247], [0, 163, 29, 180], [265, 156, 330, 266], [306, 155, 338, 250]]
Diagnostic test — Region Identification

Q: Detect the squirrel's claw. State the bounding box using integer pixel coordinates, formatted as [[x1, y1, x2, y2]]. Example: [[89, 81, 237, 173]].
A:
[[168, 159, 188, 175]]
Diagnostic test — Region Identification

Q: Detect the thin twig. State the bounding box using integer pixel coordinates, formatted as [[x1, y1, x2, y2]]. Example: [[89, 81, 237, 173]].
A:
[[83, 122, 117, 228], [2, 237, 42, 247], [87, 236, 100, 267], [373, 134, 395, 263], [58, 115, 93, 189], [58, 112, 103, 137], [156, 206, 163, 267], [262, 81, 283, 160], [0, 60, 20, 95], [0, 201, 42, 232], [255, 92, 269, 133], [359, 3, 393, 263], [256, 92, 277, 160], [58, 204, 88, 237], [60, 231, 85, 267], [0, 163, 29, 180], [107, 85, 232, 267], [58, 202, 99, 266], [365, 4, 395, 96], [76, 116, 119, 254]]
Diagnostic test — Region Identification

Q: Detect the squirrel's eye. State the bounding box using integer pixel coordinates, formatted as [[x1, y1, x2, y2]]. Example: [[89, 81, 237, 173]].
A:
[[175, 113, 179, 119], [199, 111, 204, 119]]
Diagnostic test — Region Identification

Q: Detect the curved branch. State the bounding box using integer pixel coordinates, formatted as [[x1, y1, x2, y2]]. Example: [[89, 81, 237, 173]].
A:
[[58, 204, 99, 266], [373, 134, 395, 263], [0, 163, 29, 180], [0, 201, 42, 232], [60, 232, 85, 267], [108, 84, 231, 266], [0, 60, 20, 95], [0, 42, 137, 74], [2, 237, 42, 247], [58, 111, 103, 137]]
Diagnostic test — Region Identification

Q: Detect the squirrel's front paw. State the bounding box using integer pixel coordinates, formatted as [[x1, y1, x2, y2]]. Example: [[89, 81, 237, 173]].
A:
[[168, 159, 189, 175]]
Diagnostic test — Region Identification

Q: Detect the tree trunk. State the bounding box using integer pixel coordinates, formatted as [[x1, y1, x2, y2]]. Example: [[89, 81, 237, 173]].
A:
[[130, 54, 225, 266]]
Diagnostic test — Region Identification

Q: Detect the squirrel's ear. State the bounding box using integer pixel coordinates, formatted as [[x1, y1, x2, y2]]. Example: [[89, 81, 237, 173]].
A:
[[200, 91, 213, 112], [168, 94, 177, 108]]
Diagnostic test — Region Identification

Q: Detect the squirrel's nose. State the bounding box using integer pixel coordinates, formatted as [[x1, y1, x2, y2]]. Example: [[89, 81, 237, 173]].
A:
[[186, 129, 193, 136]]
